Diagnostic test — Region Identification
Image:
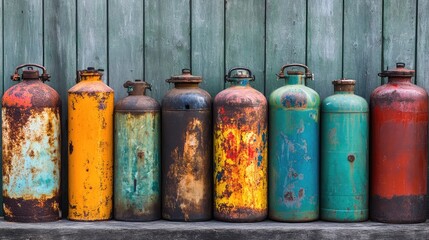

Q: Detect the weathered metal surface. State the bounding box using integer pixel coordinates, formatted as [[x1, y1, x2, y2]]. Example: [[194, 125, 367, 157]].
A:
[[370, 63, 428, 223], [68, 68, 114, 221], [268, 64, 320, 222], [2, 64, 61, 222], [214, 68, 267, 222], [162, 70, 212, 221], [114, 80, 161, 221], [320, 79, 369, 222]]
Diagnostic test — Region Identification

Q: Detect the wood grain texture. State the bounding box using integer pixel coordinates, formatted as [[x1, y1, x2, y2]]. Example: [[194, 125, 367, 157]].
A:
[[0, 0, 3, 217], [265, 0, 306, 96], [144, 0, 191, 102], [77, 0, 108, 82], [383, 0, 417, 81], [307, 0, 343, 100], [416, 0, 429, 218], [43, 0, 77, 218], [191, 0, 224, 97], [108, 0, 144, 102], [343, 0, 382, 101], [3, 0, 43, 90], [225, 0, 265, 93]]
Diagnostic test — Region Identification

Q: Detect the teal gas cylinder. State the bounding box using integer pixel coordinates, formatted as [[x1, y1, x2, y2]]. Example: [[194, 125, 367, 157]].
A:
[[268, 63, 320, 222], [320, 79, 368, 222], [114, 80, 161, 221]]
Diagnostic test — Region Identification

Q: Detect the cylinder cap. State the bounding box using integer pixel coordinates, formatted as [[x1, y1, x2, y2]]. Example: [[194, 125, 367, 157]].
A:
[[22, 69, 40, 80], [332, 78, 355, 92], [123, 79, 152, 95], [286, 70, 304, 76], [166, 69, 202, 83], [378, 62, 415, 77]]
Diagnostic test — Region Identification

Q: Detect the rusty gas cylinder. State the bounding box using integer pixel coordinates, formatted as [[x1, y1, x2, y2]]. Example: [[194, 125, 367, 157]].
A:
[[2, 64, 61, 222], [162, 69, 212, 221], [213, 67, 268, 222], [68, 67, 114, 221], [370, 62, 428, 223], [114, 80, 161, 221]]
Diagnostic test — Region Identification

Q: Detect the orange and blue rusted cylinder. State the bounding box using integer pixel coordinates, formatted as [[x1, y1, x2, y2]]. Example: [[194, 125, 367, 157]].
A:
[[268, 64, 320, 222], [2, 64, 61, 222], [370, 63, 428, 223], [162, 69, 212, 221], [68, 67, 114, 221], [114, 80, 161, 221], [214, 67, 268, 222], [320, 79, 369, 222]]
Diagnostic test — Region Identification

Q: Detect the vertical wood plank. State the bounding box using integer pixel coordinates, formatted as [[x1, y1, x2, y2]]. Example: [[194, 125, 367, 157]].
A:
[[0, 0, 3, 216], [343, 0, 382, 101], [108, 0, 144, 101], [416, 0, 429, 218], [43, 0, 77, 218], [144, 0, 191, 101], [77, 0, 108, 82], [191, 0, 224, 97], [307, 0, 343, 100], [265, 0, 306, 96], [3, 0, 43, 90], [225, 0, 265, 93], [383, 0, 417, 79]]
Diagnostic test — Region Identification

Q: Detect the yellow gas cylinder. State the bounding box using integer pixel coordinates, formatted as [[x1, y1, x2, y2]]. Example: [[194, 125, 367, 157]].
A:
[[68, 67, 114, 221]]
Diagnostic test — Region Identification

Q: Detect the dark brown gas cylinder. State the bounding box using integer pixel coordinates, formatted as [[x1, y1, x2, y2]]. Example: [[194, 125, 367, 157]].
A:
[[161, 69, 212, 221], [2, 64, 61, 222], [370, 62, 428, 223]]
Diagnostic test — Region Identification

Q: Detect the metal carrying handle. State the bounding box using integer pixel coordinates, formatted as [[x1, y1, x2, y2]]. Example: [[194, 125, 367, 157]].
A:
[[276, 63, 314, 80], [225, 67, 255, 82], [123, 80, 152, 94], [11, 63, 50, 82]]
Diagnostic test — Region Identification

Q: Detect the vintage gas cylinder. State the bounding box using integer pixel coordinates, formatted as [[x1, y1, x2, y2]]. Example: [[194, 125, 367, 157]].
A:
[[370, 62, 428, 223], [68, 67, 114, 221], [162, 69, 212, 221], [320, 79, 369, 222], [2, 64, 61, 222], [268, 63, 320, 222], [213, 67, 268, 222], [114, 80, 161, 221]]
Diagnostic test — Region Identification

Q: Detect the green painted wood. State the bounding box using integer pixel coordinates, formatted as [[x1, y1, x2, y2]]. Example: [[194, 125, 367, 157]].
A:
[[416, 0, 429, 218], [265, 0, 306, 96], [191, 0, 224, 97], [383, 0, 417, 81], [77, 0, 108, 82], [3, 0, 43, 90], [144, 0, 191, 102], [343, 0, 382, 101], [307, 0, 343, 100], [225, 0, 265, 93], [0, 0, 3, 217], [108, 0, 144, 102], [43, 0, 77, 218]]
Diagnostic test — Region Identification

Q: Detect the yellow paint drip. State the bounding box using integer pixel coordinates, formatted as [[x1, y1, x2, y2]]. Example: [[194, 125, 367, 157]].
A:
[[68, 72, 114, 221]]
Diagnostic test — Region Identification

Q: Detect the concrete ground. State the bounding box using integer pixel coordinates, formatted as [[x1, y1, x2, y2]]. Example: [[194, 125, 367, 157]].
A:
[[0, 219, 428, 240]]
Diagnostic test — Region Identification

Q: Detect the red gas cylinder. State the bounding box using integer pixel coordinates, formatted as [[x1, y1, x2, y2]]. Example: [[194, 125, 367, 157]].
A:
[[370, 62, 428, 223]]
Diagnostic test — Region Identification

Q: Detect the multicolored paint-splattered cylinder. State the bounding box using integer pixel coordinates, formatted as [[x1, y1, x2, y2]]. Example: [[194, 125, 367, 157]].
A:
[[321, 79, 369, 222], [68, 67, 114, 221], [2, 64, 61, 222], [114, 80, 161, 221], [162, 69, 212, 221], [214, 67, 267, 222], [370, 63, 428, 223], [268, 64, 320, 222]]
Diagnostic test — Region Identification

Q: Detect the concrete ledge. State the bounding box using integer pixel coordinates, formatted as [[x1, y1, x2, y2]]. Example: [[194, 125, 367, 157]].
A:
[[0, 219, 428, 240]]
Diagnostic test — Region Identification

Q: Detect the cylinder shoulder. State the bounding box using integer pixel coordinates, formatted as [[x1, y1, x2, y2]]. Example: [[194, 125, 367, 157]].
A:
[[371, 82, 428, 105], [322, 94, 368, 112], [3, 80, 61, 108], [269, 85, 320, 109], [214, 86, 267, 107], [68, 81, 114, 93], [162, 87, 212, 110], [116, 95, 160, 112]]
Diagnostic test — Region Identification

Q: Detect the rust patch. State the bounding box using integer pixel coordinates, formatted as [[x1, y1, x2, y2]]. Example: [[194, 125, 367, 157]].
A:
[[284, 192, 294, 202], [348, 154, 355, 163], [3, 195, 60, 222], [69, 142, 74, 154]]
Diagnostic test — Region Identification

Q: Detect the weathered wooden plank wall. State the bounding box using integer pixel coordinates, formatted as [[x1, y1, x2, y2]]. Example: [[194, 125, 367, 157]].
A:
[[1, 0, 429, 217]]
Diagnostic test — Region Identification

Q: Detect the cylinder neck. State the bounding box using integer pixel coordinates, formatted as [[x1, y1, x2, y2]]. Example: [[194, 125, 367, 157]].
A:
[[285, 74, 305, 85], [334, 85, 355, 94], [174, 82, 200, 88], [388, 77, 412, 83], [80, 74, 102, 82], [230, 79, 251, 86]]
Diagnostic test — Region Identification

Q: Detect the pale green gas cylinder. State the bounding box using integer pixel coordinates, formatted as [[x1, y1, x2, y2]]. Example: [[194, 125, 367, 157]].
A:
[[320, 79, 368, 222]]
